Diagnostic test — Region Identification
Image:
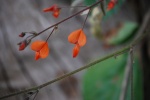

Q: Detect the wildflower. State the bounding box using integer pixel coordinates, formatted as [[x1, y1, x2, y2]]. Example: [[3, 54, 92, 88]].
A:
[[31, 40, 49, 60], [107, 0, 117, 10], [18, 41, 27, 51], [43, 4, 61, 18], [68, 29, 86, 58]]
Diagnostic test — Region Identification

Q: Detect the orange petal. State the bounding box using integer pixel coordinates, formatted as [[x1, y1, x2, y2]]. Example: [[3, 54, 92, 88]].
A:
[[31, 40, 46, 51], [78, 30, 86, 47], [43, 4, 58, 12], [72, 44, 80, 58], [53, 10, 60, 18], [43, 7, 54, 12], [35, 52, 41, 60], [68, 29, 82, 44], [107, 1, 115, 10], [40, 43, 49, 58]]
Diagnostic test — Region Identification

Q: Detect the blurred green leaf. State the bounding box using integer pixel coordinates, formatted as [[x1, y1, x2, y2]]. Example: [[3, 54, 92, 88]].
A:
[[84, 0, 97, 6], [108, 22, 139, 45], [82, 54, 143, 100], [84, 0, 125, 19]]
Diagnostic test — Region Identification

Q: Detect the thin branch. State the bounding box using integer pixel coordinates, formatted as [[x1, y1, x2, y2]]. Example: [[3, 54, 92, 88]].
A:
[[0, 28, 149, 99], [32, 90, 39, 100], [60, 6, 87, 8], [82, 8, 92, 29], [130, 47, 134, 100], [119, 9, 150, 100], [119, 47, 134, 100], [34, 0, 103, 38], [45, 26, 57, 42], [24, 90, 39, 100]]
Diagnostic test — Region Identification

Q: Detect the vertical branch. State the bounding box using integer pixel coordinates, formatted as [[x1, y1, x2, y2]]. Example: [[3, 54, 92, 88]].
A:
[[119, 54, 131, 100], [130, 47, 134, 100], [119, 47, 134, 100]]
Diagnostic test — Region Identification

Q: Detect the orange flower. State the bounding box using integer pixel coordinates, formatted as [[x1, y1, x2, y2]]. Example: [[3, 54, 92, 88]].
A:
[[31, 40, 49, 60], [43, 4, 61, 18], [68, 29, 86, 58], [107, 0, 117, 10]]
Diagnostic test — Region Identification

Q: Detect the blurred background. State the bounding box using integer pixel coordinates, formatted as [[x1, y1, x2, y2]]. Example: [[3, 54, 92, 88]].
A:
[[0, 0, 150, 100]]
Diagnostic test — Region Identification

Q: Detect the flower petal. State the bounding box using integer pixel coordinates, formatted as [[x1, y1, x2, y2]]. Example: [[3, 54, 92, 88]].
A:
[[107, 1, 115, 10], [68, 29, 82, 44], [43, 7, 54, 12], [31, 40, 45, 51], [40, 43, 49, 58], [43, 4, 57, 12], [35, 52, 41, 60], [78, 30, 86, 47], [72, 44, 80, 58], [53, 10, 60, 18]]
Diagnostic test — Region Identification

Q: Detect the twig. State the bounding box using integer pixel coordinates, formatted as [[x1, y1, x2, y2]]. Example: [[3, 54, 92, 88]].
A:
[[130, 47, 134, 100], [32, 90, 39, 100], [119, 8, 150, 100], [33, 0, 104, 38], [82, 8, 92, 29], [119, 47, 134, 100], [24, 90, 39, 100], [0, 29, 149, 99], [132, 8, 150, 42], [60, 6, 87, 8]]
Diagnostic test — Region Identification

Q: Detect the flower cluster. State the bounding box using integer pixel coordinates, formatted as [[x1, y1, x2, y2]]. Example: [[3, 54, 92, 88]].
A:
[[18, 0, 117, 60]]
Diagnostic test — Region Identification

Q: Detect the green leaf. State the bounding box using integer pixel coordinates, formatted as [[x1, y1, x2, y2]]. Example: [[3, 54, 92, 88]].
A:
[[84, 0, 125, 19], [108, 22, 139, 45], [84, 0, 97, 6], [82, 54, 143, 100]]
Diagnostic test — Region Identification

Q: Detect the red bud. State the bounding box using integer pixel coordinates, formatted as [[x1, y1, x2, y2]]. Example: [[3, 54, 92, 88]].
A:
[[19, 41, 27, 51], [19, 32, 26, 37]]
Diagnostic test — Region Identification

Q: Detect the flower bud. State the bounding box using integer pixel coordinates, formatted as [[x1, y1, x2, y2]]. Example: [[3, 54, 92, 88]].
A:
[[19, 32, 26, 37], [19, 41, 27, 51]]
